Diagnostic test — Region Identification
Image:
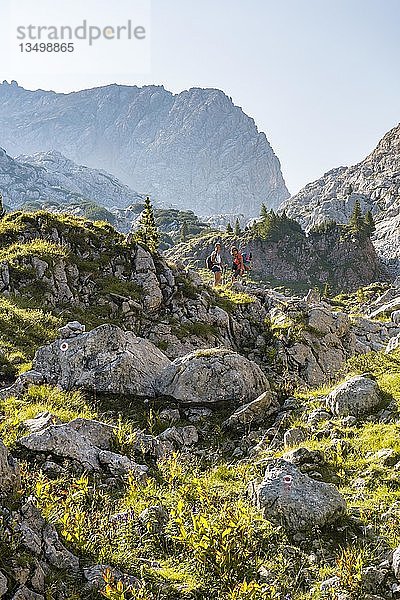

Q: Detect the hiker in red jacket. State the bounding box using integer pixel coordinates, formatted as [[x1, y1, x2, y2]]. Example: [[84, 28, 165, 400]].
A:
[[231, 246, 244, 282]]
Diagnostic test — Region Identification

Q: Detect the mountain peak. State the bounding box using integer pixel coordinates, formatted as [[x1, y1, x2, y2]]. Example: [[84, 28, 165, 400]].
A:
[[281, 121, 400, 272], [0, 82, 289, 216]]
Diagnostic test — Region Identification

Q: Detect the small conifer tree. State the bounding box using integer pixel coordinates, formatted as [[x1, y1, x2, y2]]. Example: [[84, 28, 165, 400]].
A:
[[226, 222, 233, 234], [180, 220, 189, 242], [234, 218, 241, 237], [348, 199, 364, 232], [260, 203, 268, 220], [135, 196, 160, 253], [364, 210, 376, 235]]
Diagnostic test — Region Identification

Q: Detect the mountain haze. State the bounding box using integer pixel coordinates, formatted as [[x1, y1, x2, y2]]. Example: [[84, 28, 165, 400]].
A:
[[0, 147, 142, 209], [0, 80, 289, 217]]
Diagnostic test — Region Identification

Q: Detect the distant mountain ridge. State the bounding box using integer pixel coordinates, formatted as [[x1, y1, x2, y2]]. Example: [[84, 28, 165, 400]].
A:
[[0, 80, 289, 217], [280, 123, 400, 271], [0, 148, 142, 208]]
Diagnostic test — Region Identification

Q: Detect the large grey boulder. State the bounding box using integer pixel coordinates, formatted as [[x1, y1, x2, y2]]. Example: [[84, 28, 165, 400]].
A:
[[19, 423, 102, 471], [249, 458, 346, 532], [68, 418, 116, 450], [326, 375, 382, 417], [19, 418, 146, 477], [33, 324, 171, 396], [0, 438, 21, 497], [157, 348, 269, 405]]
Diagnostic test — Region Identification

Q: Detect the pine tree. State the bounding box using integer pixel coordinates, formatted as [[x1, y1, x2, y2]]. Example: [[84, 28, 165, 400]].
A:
[[234, 218, 241, 236], [348, 199, 364, 232], [364, 210, 376, 235], [260, 203, 268, 220], [226, 222, 233, 234], [180, 220, 189, 242], [135, 196, 160, 253], [0, 191, 5, 219]]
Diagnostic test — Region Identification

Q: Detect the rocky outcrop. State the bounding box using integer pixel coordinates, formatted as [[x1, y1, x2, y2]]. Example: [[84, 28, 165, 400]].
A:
[[0, 81, 289, 216], [249, 459, 346, 533], [0, 439, 21, 497], [19, 417, 147, 478], [157, 348, 269, 405], [157, 426, 199, 448], [270, 296, 400, 385], [0, 445, 81, 599], [0, 147, 142, 209], [167, 224, 385, 293], [281, 123, 400, 272], [19, 501, 79, 572], [33, 324, 170, 396], [326, 376, 383, 417], [223, 391, 279, 429]]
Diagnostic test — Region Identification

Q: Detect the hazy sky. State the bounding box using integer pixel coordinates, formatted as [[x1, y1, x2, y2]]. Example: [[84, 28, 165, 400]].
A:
[[1, 0, 399, 194]]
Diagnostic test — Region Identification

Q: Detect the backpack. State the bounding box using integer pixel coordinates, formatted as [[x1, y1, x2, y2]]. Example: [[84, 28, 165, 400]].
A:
[[241, 249, 253, 270], [206, 254, 214, 270]]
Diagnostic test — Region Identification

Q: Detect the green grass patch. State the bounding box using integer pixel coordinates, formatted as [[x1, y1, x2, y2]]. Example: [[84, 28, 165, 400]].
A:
[[0, 385, 95, 446], [0, 240, 68, 264], [213, 285, 256, 312], [0, 295, 61, 378]]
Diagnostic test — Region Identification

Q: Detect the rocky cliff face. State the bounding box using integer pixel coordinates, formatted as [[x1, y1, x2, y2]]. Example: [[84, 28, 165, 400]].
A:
[[0, 147, 142, 208], [0, 81, 289, 216], [167, 225, 386, 293], [281, 123, 400, 271]]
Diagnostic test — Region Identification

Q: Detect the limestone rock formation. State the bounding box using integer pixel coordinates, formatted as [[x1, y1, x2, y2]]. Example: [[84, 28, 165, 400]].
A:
[[270, 297, 400, 386], [0, 147, 142, 209], [17, 500, 79, 572], [0, 81, 289, 216], [167, 224, 385, 293], [326, 375, 383, 417], [0, 439, 21, 497], [156, 348, 269, 405], [223, 391, 279, 429], [33, 324, 171, 396], [157, 426, 199, 448], [19, 417, 147, 478], [249, 458, 346, 532], [281, 123, 400, 271]]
